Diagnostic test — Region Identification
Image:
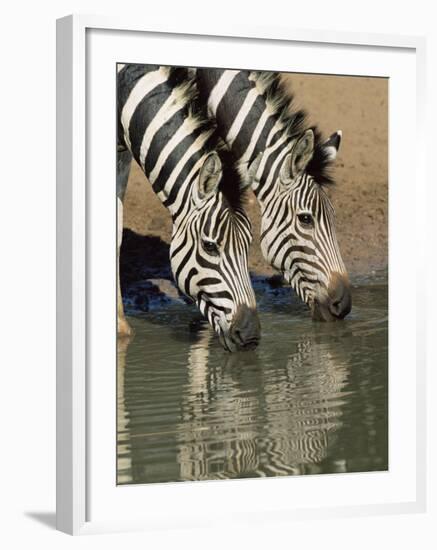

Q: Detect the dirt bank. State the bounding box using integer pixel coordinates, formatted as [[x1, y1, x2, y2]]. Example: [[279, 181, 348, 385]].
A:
[[122, 72, 388, 280]]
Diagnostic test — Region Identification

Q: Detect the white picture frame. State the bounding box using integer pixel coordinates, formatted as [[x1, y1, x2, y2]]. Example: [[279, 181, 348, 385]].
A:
[[56, 14, 427, 535]]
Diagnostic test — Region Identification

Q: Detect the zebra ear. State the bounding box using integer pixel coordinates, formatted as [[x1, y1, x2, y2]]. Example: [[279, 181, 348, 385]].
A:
[[323, 130, 342, 161], [281, 129, 315, 184], [279, 153, 293, 186], [197, 152, 222, 200], [291, 129, 315, 176]]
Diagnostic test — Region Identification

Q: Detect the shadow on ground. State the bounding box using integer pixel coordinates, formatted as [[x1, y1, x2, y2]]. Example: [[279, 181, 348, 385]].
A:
[[120, 229, 172, 285], [25, 511, 56, 530]]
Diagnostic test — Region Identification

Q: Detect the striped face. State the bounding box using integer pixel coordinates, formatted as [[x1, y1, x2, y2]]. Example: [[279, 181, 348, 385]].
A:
[[170, 185, 260, 352], [257, 149, 351, 321]]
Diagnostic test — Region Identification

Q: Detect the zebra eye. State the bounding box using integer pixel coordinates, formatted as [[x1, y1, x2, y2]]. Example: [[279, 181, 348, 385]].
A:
[[202, 239, 219, 255], [297, 213, 314, 227]]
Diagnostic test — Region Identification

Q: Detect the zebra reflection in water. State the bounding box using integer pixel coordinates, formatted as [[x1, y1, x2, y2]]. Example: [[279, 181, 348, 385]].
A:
[[117, 319, 351, 484], [176, 326, 350, 480], [117, 336, 132, 485]]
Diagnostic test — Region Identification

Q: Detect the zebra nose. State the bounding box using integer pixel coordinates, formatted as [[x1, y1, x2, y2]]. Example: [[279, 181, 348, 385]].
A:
[[327, 273, 352, 319], [230, 304, 261, 350]]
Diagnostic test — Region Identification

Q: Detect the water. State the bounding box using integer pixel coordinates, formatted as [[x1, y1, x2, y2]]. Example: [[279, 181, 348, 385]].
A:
[[117, 282, 388, 484]]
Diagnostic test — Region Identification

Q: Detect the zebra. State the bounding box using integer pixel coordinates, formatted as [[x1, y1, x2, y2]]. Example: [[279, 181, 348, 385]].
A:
[[195, 69, 352, 321], [117, 64, 260, 351]]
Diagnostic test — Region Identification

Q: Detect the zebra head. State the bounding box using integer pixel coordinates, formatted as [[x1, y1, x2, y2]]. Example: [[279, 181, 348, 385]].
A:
[[170, 151, 260, 351], [254, 129, 351, 321]]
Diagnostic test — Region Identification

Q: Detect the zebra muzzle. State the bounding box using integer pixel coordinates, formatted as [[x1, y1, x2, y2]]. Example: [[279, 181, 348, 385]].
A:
[[312, 273, 352, 321], [229, 304, 261, 351]]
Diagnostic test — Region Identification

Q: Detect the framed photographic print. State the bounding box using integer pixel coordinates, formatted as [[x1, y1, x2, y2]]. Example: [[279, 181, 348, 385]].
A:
[[56, 15, 427, 535]]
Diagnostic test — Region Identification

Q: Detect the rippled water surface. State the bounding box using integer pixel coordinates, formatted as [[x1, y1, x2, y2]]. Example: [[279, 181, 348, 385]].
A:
[[117, 283, 388, 484]]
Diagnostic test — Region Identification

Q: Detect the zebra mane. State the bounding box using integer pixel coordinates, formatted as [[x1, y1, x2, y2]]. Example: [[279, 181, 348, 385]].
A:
[[167, 67, 214, 133], [251, 71, 334, 185], [216, 145, 248, 211]]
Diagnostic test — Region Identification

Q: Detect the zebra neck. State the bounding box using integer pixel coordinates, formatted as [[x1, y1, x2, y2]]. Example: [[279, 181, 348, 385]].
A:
[[129, 123, 215, 217], [200, 70, 283, 160], [251, 131, 299, 202], [118, 64, 215, 217], [197, 68, 290, 187], [144, 140, 211, 218]]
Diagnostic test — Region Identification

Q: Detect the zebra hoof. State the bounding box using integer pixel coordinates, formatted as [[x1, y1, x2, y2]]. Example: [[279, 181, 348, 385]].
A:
[[118, 316, 133, 337]]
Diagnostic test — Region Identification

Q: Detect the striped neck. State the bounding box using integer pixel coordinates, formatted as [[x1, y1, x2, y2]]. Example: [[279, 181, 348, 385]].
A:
[[118, 65, 216, 217], [197, 69, 292, 181]]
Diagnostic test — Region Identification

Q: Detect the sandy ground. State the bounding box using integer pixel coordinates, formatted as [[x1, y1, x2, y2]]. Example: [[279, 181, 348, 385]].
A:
[[122, 73, 388, 279]]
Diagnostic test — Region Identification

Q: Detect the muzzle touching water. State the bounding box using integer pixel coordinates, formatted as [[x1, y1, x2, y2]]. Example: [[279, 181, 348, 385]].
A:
[[312, 272, 352, 322], [223, 304, 261, 352]]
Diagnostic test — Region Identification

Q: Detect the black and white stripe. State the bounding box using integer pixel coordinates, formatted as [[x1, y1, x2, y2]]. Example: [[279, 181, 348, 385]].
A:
[[117, 65, 259, 350], [176, 332, 348, 480], [196, 69, 351, 319]]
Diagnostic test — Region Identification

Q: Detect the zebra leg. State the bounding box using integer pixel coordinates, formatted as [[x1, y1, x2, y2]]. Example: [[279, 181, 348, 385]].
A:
[[117, 148, 133, 337], [117, 197, 132, 336]]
